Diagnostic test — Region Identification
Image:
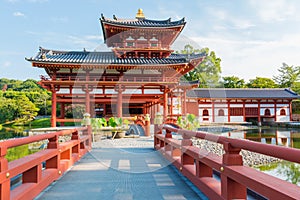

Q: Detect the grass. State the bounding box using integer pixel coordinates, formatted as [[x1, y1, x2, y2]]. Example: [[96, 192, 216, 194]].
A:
[[4, 118, 77, 129]]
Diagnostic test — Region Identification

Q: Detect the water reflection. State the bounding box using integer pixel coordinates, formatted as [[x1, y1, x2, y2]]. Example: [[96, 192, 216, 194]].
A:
[[220, 128, 300, 149], [256, 161, 300, 186], [0, 127, 28, 140], [219, 128, 300, 186], [0, 127, 40, 162]]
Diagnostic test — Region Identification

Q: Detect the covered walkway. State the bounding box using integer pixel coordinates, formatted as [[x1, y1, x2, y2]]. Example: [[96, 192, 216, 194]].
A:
[[35, 138, 208, 200]]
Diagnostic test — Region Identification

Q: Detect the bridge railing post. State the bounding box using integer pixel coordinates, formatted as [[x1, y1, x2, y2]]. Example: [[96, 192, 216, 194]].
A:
[[0, 146, 10, 200], [181, 132, 194, 171], [46, 134, 60, 170], [164, 129, 172, 152], [71, 130, 80, 155], [221, 142, 247, 200]]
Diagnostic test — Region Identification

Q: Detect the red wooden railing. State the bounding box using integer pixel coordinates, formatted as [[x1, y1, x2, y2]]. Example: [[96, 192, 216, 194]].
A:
[[0, 126, 91, 200], [155, 124, 300, 200]]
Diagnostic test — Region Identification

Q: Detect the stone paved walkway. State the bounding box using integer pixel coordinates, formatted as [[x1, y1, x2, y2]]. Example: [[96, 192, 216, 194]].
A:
[[35, 137, 208, 200]]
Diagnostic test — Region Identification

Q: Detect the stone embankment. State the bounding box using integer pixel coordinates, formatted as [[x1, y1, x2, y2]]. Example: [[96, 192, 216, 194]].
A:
[[192, 138, 281, 167]]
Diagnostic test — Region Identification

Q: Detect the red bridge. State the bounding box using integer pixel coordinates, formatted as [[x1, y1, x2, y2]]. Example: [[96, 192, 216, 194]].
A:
[[1, 125, 300, 200]]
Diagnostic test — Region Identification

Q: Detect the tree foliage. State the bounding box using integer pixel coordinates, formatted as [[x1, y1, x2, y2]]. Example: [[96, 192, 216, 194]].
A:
[[222, 76, 245, 88], [0, 79, 50, 124], [179, 45, 222, 87], [273, 63, 300, 88], [247, 77, 278, 88]]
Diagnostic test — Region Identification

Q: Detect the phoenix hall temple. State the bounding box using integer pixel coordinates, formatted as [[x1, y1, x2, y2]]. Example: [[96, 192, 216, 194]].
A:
[[26, 9, 299, 127]]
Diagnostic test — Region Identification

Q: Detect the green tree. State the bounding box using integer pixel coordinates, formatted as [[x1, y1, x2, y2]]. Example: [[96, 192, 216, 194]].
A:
[[17, 79, 44, 92], [247, 77, 278, 88], [222, 76, 245, 88], [179, 45, 222, 88], [15, 95, 39, 122], [273, 63, 300, 88], [291, 82, 300, 94], [0, 97, 18, 123]]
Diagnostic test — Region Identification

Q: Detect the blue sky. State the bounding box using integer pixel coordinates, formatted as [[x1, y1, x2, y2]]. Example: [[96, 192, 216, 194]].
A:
[[1, 0, 300, 81]]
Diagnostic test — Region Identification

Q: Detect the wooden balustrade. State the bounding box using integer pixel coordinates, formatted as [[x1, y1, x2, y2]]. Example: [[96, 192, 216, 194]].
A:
[[0, 126, 91, 200], [155, 124, 300, 200]]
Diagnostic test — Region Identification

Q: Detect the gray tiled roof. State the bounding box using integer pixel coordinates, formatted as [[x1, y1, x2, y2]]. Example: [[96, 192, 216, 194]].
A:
[[26, 48, 205, 65], [187, 88, 300, 99], [100, 16, 186, 28]]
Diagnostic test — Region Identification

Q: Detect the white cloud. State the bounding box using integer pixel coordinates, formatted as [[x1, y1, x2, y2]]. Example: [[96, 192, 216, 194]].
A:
[[85, 35, 103, 40], [67, 35, 104, 50], [3, 61, 12, 67], [249, 0, 297, 22], [51, 17, 69, 23], [205, 7, 255, 30], [188, 34, 300, 81], [13, 11, 25, 17]]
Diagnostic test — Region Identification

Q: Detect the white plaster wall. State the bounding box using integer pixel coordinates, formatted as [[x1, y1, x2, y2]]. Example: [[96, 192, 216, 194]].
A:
[[199, 104, 212, 108], [277, 116, 290, 122], [245, 104, 258, 107], [229, 104, 243, 108], [260, 104, 275, 108], [276, 108, 289, 115], [215, 116, 228, 123], [214, 104, 227, 108], [198, 108, 212, 122], [214, 108, 228, 115], [260, 108, 275, 115], [230, 116, 244, 122], [277, 104, 289, 107]]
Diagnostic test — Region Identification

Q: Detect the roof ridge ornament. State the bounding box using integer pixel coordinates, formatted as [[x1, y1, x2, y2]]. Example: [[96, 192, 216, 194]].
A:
[[136, 8, 145, 20]]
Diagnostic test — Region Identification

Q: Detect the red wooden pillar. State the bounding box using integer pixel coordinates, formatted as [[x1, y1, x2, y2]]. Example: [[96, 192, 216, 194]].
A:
[[85, 89, 90, 114], [242, 100, 246, 122], [258, 100, 261, 124], [60, 103, 65, 126], [163, 87, 168, 121], [84, 69, 91, 115], [289, 100, 293, 121], [183, 89, 187, 116], [212, 100, 215, 122], [227, 100, 231, 122], [274, 100, 277, 122], [51, 90, 57, 127], [117, 88, 123, 117], [170, 93, 173, 116]]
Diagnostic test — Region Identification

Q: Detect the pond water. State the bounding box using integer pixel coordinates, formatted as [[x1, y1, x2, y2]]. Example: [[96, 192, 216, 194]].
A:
[[219, 127, 300, 186], [0, 127, 28, 140], [0, 127, 40, 161]]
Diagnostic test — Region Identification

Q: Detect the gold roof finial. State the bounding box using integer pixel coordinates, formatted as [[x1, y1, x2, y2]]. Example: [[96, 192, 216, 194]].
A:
[[136, 8, 145, 19]]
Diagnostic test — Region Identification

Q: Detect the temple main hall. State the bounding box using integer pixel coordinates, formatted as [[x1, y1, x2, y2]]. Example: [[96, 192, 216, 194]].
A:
[[26, 9, 205, 127]]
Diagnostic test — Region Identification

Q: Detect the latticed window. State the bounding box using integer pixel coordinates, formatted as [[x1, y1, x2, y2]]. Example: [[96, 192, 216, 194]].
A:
[[280, 109, 286, 116], [218, 109, 224, 116], [245, 108, 258, 116], [230, 108, 243, 116]]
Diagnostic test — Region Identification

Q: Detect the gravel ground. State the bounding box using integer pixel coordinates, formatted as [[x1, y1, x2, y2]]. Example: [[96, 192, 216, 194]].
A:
[[92, 136, 154, 148], [192, 138, 281, 167], [91, 135, 281, 167]]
